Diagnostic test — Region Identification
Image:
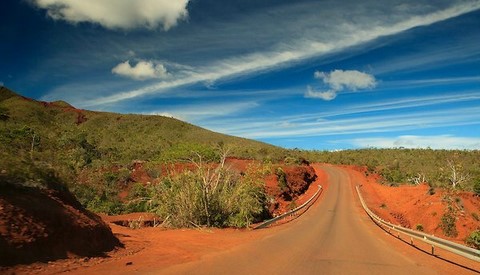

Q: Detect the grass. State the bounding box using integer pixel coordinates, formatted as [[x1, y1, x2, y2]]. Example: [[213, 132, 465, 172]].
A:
[[2, 86, 480, 227], [301, 148, 480, 191]]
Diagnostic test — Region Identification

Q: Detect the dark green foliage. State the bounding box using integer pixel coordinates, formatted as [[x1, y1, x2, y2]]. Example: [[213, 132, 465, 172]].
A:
[[473, 180, 480, 196], [465, 230, 480, 249], [440, 211, 458, 237], [139, 163, 267, 228], [71, 180, 125, 215], [275, 167, 288, 191], [301, 148, 479, 190], [415, 224, 424, 232], [125, 183, 151, 212], [0, 88, 285, 220]]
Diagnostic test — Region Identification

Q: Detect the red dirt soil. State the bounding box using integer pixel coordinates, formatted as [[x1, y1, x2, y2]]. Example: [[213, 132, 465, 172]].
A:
[[0, 184, 120, 268], [343, 165, 480, 244], [3, 164, 477, 274], [0, 163, 328, 274]]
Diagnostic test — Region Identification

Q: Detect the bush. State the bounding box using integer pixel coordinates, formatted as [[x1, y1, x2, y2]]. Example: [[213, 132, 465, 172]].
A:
[[415, 224, 424, 232], [440, 211, 458, 237], [147, 162, 267, 228], [465, 230, 480, 249], [275, 167, 288, 191], [125, 183, 151, 212], [473, 180, 480, 196]]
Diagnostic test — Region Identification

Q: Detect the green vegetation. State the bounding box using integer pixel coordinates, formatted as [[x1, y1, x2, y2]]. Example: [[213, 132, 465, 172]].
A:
[[0, 88, 281, 226], [440, 210, 458, 237], [473, 180, 480, 196], [465, 230, 480, 249], [275, 167, 288, 191], [2, 87, 480, 229], [415, 224, 424, 232], [301, 148, 480, 191], [125, 161, 268, 228]]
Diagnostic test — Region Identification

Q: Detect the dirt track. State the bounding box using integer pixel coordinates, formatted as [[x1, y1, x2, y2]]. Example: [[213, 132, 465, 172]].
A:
[[159, 165, 452, 274]]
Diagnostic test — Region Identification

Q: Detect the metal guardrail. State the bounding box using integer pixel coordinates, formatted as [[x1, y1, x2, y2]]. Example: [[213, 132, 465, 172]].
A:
[[356, 185, 480, 262], [253, 185, 322, 229]]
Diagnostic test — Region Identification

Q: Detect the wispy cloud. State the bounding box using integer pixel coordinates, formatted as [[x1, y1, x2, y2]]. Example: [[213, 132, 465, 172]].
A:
[[145, 101, 259, 122], [81, 1, 480, 106], [216, 106, 480, 139], [203, 91, 480, 139], [32, 0, 190, 30], [346, 135, 480, 149], [305, 69, 376, 100]]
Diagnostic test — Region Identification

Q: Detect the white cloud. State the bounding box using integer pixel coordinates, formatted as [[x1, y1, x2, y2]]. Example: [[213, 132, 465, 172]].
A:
[[315, 70, 377, 91], [71, 1, 480, 106], [205, 91, 480, 140], [112, 60, 169, 80], [306, 70, 377, 100], [305, 86, 337, 101], [348, 135, 480, 150], [32, 0, 189, 30]]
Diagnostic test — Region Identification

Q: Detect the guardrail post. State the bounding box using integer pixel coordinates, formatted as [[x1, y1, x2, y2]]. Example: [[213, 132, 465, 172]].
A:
[[431, 245, 435, 255], [410, 237, 413, 245]]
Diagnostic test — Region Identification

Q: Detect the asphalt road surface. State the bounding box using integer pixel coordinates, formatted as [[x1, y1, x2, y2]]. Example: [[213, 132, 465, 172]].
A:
[[159, 165, 446, 274]]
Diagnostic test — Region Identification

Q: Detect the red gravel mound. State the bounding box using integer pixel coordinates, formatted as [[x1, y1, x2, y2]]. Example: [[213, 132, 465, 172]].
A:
[[0, 184, 120, 266]]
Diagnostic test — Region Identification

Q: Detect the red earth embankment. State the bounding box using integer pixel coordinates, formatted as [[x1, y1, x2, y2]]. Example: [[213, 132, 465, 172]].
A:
[[0, 184, 120, 267], [1, 163, 326, 274], [343, 165, 479, 244]]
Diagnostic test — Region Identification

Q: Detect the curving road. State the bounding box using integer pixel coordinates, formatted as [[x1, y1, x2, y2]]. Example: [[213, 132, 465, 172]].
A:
[[159, 165, 441, 274]]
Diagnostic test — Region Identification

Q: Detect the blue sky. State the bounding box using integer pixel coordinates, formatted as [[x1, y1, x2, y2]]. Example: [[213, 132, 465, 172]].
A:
[[1, 0, 480, 150]]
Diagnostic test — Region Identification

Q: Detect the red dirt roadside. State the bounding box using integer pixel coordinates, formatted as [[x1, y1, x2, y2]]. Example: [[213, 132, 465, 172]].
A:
[[4, 164, 327, 275], [344, 165, 479, 244], [3, 164, 478, 274]]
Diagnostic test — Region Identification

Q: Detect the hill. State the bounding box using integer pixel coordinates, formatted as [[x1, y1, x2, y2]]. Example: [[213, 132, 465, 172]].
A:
[[0, 86, 286, 181], [0, 87, 291, 213], [0, 86, 284, 164]]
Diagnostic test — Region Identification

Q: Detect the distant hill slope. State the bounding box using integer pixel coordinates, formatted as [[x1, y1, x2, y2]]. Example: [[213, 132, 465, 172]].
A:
[[0, 86, 284, 167]]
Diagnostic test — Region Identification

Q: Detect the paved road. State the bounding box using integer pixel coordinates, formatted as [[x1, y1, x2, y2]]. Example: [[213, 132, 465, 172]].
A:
[[160, 165, 439, 274]]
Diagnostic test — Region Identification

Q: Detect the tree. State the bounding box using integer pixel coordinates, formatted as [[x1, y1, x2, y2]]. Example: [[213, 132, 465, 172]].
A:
[[446, 159, 469, 189]]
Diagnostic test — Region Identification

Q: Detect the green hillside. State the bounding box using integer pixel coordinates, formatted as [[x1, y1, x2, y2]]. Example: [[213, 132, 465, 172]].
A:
[[0, 86, 285, 189]]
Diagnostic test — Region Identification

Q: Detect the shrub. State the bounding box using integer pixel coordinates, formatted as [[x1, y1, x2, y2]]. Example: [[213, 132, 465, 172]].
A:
[[465, 230, 480, 249], [147, 162, 267, 228], [275, 167, 288, 191], [126, 183, 151, 212], [415, 224, 424, 232], [440, 211, 458, 237], [473, 180, 480, 196]]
